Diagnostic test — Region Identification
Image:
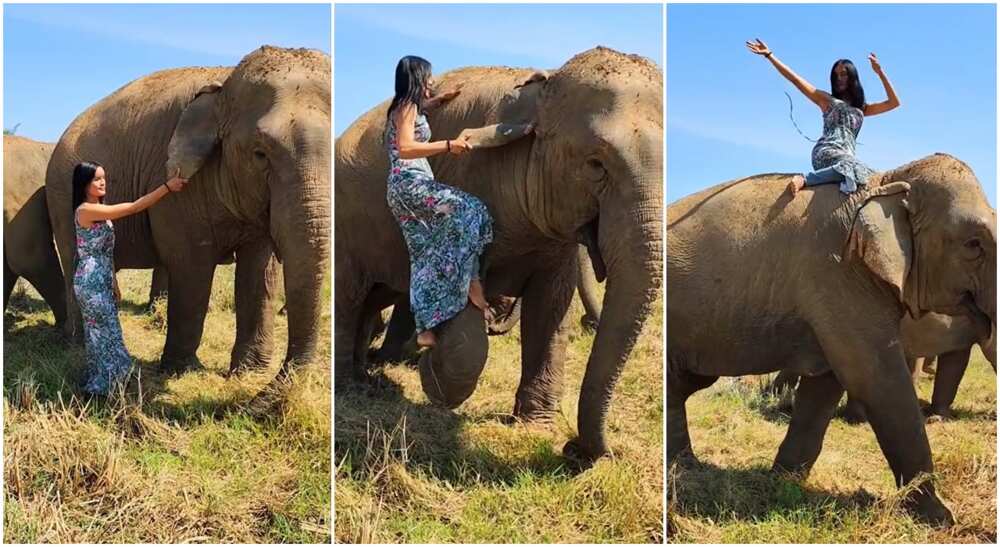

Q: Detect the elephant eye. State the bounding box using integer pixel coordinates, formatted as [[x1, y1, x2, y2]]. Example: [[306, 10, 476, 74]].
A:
[[253, 149, 267, 160], [584, 157, 607, 182], [963, 237, 984, 260]]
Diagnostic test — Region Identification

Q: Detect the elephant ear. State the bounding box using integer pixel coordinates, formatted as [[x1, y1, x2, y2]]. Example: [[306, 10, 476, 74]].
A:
[[844, 181, 917, 314], [166, 81, 223, 179]]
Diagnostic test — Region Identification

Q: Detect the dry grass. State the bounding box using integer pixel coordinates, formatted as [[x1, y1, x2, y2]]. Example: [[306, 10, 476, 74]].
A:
[[3, 266, 331, 543], [334, 290, 665, 543], [668, 355, 997, 543]]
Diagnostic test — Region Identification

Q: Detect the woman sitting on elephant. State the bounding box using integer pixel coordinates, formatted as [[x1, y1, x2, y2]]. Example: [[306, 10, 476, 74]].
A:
[[746, 39, 901, 195], [73, 161, 187, 395], [384, 55, 495, 349]]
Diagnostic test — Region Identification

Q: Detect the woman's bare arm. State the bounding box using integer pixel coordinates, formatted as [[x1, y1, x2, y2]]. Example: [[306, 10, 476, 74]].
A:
[[863, 53, 900, 116], [393, 103, 470, 159], [78, 175, 186, 225], [747, 39, 830, 111]]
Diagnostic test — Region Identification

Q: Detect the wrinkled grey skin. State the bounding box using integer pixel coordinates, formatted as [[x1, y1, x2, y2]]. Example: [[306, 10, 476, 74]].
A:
[[4, 136, 65, 325], [668, 155, 996, 526], [771, 312, 996, 422], [336, 47, 663, 463], [46, 46, 330, 401]]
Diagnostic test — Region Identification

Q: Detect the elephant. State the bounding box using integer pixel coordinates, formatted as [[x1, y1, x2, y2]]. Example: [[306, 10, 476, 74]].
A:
[[45, 46, 330, 398], [336, 46, 663, 463], [770, 311, 995, 423], [667, 154, 996, 526], [370, 244, 603, 365], [3, 135, 65, 325]]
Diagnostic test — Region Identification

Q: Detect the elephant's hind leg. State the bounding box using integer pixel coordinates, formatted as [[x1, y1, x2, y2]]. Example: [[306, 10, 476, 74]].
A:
[[927, 347, 972, 421], [4, 255, 18, 312], [229, 239, 278, 375], [515, 263, 575, 423], [773, 371, 844, 476], [667, 366, 717, 465]]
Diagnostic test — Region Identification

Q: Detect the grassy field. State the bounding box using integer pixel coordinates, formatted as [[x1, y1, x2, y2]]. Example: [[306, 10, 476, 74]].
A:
[[3, 266, 331, 543], [334, 292, 665, 543], [668, 353, 997, 543]]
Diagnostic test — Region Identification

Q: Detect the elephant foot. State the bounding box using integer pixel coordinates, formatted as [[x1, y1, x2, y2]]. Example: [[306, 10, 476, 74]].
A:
[[924, 406, 956, 423], [771, 459, 814, 481], [160, 355, 196, 376], [841, 403, 868, 425], [512, 397, 558, 424], [903, 490, 955, 528], [562, 436, 609, 468], [227, 351, 272, 378]]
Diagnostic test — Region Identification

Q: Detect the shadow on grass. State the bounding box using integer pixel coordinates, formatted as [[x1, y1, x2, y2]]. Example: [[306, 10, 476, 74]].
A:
[[335, 368, 572, 490], [670, 458, 879, 524]]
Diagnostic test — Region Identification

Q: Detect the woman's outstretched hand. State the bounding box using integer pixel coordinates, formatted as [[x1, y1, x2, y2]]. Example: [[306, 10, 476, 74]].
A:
[[746, 38, 771, 57], [868, 52, 883, 73], [449, 138, 472, 155], [166, 169, 188, 192]]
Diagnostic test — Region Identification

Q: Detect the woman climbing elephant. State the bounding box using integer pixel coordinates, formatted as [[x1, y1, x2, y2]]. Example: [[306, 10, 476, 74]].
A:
[[384, 55, 493, 349], [72, 161, 187, 395], [746, 39, 901, 195]]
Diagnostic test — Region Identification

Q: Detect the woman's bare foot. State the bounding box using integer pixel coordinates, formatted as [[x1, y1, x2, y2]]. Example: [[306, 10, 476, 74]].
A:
[[468, 279, 488, 311], [787, 174, 805, 196], [417, 330, 436, 348]]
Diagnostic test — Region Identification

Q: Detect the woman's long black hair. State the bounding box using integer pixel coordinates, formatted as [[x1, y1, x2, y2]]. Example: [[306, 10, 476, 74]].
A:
[[71, 161, 103, 213], [830, 59, 865, 109], [386, 55, 432, 119]]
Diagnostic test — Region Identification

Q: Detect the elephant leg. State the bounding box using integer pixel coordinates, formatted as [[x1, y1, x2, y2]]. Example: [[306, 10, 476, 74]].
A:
[[820, 327, 953, 526], [667, 365, 718, 464], [160, 262, 216, 373], [513, 264, 575, 422], [54, 223, 82, 342], [927, 347, 972, 421], [21, 259, 67, 328], [4, 255, 17, 312], [842, 396, 868, 424], [923, 355, 938, 375], [228, 239, 278, 375], [147, 265, 169, 309], [373, 296, 416, 364], [773, 372, 845, 475], [334, 282, 367, 386]]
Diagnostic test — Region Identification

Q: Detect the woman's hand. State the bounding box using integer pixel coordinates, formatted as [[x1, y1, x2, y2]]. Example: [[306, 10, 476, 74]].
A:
[[166, 171, 188, 192], [746, 38, 771, 57], [868, 52, 883, 73], [449, 138, 472, 155]]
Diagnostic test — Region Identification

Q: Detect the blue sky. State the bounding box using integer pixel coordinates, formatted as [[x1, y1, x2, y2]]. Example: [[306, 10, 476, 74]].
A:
[[335, 3, 663, 135], [667, 3, 997, 205], [3, 4, 330, 142]]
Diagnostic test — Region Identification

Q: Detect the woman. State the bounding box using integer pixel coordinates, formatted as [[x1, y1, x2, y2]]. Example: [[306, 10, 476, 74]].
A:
[[384, 55, 492, 349], [746, 39, 901, 195], [73, 161, 187, 395]]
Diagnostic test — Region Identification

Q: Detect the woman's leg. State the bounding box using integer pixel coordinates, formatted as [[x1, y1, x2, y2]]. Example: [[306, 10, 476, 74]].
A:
[[804, 166, 844, 187]]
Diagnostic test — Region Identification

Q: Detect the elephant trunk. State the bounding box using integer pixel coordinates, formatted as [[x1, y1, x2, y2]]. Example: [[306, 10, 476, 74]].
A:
[[272, 160, 330, 372], [574, 181, 662, 460]]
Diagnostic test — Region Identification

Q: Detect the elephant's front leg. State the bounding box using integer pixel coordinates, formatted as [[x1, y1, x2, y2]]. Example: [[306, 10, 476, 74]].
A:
[[927, 347, 972, 421], [772, 372, 844, 475], [820, 325, 954, 526], [147, 265, 169, 310], [160, 261, 217, 373], [228, 238, 278, 375], [513, 264, 575, 422]]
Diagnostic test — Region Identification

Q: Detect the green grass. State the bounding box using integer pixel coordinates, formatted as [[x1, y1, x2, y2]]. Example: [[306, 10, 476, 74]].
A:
[[668, 356, 997, 543], [3, 266, 331, 543], [334, 290, 665, 543]]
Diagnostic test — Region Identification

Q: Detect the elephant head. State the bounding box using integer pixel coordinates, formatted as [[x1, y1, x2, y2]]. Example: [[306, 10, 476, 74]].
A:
[[166, 46, 331, 367], [851, 155, 995, 363], [425, 47, 663, 458]]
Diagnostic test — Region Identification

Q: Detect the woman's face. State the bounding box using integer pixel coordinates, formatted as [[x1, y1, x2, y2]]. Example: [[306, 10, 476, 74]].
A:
[[833, 63, 850, 92], [88, 167, 107, 199]]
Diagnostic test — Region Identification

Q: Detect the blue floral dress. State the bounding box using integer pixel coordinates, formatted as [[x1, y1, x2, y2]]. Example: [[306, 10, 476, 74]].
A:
[[810, 97, 876, 194], [74, 210, 132, 395], [385, 108, 493, 333]]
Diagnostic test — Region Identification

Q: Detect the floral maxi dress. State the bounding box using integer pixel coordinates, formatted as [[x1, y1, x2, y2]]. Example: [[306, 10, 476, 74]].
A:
[[809, 97, 876, 194], [385, 109, 494, 333], [74, 211, 133, 395]]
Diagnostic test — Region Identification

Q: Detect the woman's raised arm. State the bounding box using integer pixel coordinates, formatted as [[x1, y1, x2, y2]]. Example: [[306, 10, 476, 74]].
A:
[[747, 39, 830, 111]]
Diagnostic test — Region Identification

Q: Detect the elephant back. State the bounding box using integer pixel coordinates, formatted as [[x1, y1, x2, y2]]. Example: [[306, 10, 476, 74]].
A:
[[4, 135, 54, 223]]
